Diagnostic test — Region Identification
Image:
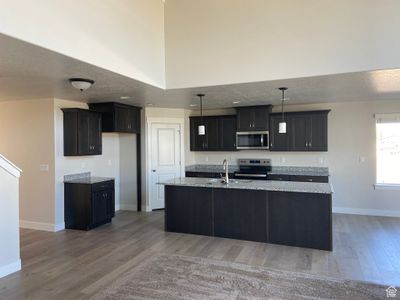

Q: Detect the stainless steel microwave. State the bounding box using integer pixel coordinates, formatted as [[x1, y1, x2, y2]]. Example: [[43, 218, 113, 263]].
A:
[[236, 131, 269, 150]]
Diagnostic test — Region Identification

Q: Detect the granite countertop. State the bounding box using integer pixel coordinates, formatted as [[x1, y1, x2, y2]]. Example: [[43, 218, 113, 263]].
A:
[[185, 164, 239, 173], [64, 177, 114, 184], [268, 166, 330, 177], [159, 177, 333, 194], [185, 165, 329, 177]]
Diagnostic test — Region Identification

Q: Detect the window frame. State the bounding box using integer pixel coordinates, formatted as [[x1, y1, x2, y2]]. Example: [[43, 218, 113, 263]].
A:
[[374, 113, 400, 190]]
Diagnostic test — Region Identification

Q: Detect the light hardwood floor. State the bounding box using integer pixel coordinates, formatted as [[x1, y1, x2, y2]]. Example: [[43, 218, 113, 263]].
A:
[[0, 211, 399, 299]]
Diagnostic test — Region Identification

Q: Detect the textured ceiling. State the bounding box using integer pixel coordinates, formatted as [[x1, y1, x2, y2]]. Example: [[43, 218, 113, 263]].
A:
[[1, 33, 400, 109]]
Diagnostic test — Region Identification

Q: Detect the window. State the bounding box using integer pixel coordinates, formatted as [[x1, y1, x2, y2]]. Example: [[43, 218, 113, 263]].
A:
[[376, 114, 400, 186]]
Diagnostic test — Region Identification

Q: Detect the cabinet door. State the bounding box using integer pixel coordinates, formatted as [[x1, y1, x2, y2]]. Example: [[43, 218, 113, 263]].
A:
[[290, 115, 308, 151], [92, 191, 109, 225], [204, 118, 219, 150], [253, 107, 270, 131], [88, 112, 102, 155], [269, 115, 290, 151], [165, 186, 213, 235], [308, 114, 328, 151], [237, 108, 254, 131], [214, 189, 268, 242], [114, 106, 128, 132], [78, 110, 90, 155], [127, 108, 141, 133], [190, 117, 206, 151], [219, 116, 237, 151]]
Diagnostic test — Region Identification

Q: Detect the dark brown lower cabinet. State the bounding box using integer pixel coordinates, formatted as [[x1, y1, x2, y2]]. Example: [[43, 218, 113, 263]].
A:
[[164, 185, 332, 251], [64, 179, 115, 230]]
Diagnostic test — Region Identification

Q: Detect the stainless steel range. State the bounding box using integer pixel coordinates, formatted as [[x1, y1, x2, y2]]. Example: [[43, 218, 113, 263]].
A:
[[233, 158, 271, 180]]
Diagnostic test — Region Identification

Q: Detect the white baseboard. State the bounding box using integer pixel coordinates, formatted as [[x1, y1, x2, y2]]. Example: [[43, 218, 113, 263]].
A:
[[333, 207, 400, 218], [120, 204, 137, 211], [20, 220, 65, 232], [0, 259, 21, 279]]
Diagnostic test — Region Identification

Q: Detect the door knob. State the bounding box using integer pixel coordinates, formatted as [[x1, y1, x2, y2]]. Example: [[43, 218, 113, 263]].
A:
[[152, 169, 156, 172]]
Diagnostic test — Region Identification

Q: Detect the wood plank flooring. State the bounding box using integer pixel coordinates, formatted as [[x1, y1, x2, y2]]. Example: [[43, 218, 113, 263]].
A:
[[0, 211, 399, 299]]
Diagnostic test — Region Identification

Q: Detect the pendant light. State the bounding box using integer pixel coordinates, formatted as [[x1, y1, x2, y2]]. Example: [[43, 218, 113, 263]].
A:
[[197, 94, 206, 135], [278, 87, 288, 134]]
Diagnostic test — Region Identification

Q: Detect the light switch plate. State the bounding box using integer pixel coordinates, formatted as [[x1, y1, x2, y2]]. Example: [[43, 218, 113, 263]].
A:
[[39, 164, 49, 172]]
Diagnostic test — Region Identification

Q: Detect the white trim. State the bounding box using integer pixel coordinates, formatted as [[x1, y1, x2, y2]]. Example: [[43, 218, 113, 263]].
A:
[[146, 117, 185, 211], [0, 259, 21, 278], [0, 154, 22, 178], [333, 207, 400, 218], [374, 183, 400, 191], [20, 220, 65, 232], [119, 204, 137, 211]]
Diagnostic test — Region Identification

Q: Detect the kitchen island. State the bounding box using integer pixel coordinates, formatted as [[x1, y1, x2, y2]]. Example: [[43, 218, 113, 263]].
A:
[[159, 177, 333, 251]]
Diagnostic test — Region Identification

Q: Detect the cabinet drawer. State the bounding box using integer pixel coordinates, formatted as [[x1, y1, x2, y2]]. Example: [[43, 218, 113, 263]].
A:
[[268, 174, 291, 181], [290, 175, 329, 183], [92, 180, 114, 192]]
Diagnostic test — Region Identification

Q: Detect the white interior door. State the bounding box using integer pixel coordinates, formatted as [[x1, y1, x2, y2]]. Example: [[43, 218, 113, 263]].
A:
[[150, 123, 181, 210]]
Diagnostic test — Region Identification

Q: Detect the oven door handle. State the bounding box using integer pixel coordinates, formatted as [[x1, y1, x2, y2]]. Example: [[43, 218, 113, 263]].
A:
[[234, 173, 268, 178]]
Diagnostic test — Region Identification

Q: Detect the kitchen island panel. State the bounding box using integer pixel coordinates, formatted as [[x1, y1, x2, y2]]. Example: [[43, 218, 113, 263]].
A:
[[268, 192, 332, 251], [214, 189, 268, 242], [165, 186, 213, 236]]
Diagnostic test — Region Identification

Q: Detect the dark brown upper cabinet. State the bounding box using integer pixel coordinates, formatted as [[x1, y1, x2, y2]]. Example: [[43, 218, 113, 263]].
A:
[[236, 105, 272, 132], [62, 108, 102, 156], [190, 115, 237, 151], [88, 102, 141, 134], [269, 110, 330, 152]]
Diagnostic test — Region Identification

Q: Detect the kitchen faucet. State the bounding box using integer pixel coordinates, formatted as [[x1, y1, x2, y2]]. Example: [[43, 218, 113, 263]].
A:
[[222, 159, 229, 184]]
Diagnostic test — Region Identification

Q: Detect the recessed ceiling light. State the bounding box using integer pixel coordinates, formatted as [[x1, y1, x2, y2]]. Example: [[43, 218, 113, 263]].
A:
[[120, 96, 131, 99], [232, 101, 241, 104]]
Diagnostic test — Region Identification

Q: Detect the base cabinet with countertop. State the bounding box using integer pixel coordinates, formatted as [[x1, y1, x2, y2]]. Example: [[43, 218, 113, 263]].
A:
[[64, 178, 115, 230], [164, 182, 332, 251]]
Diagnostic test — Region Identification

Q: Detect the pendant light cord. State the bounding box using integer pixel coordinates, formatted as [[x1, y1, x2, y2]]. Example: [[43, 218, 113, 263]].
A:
[[279, 87, 287, 122], [281, 89, 285, 122]]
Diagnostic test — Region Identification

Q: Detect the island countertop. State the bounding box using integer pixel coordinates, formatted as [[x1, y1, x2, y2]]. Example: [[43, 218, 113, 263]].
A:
[[159, 177, 333, 194]]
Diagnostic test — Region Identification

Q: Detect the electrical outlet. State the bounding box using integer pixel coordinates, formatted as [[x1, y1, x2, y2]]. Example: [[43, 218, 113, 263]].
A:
[[318, 157, 324, 165], [205, 156, 209, 162], [108, 159, 112, 166], [359, 156, 366, 163], [280, 157, 286, 164], [81, 162, 86, 169]]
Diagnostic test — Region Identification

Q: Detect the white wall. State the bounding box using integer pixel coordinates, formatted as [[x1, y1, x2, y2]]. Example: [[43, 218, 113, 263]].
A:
[[0, 0, 166, 87], [54, 99, 122, 226], [119, 134, 137, 211], [165, 0, 400, 88], [188, 99, 400, 217], [0, 165, 21, 278], [0, 99, 56, 228]]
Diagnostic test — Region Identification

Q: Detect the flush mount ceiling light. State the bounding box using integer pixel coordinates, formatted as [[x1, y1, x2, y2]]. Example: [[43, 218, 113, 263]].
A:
[[120, 96, 131, 100], [278, 87, 288, 134], [197, 94, 206, 136], [189, 104, 198, 107], [232, 100, 241, 104], [69, 78, 95, 91]]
